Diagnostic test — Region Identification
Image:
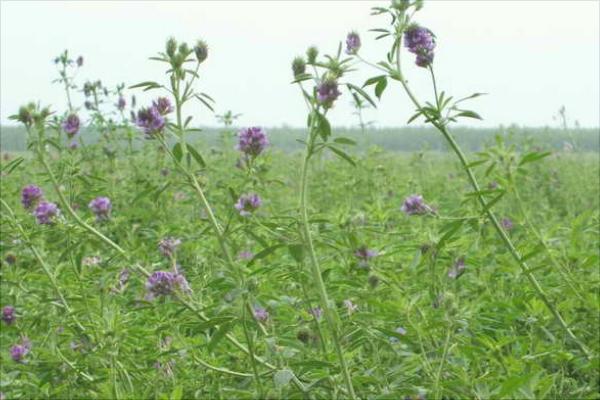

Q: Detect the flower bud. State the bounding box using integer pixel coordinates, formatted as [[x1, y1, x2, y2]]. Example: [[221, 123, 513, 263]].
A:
[[345, 31, 361, 55], [292, 57, 306, 77], [166, 37, 177, 58], [178, 42, 190, 57], [194, 40, 209, 64], [306, 46, 319, 64]]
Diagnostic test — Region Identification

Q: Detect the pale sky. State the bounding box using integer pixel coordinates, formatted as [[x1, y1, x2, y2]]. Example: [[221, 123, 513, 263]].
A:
[[1, 1, 599, 128]]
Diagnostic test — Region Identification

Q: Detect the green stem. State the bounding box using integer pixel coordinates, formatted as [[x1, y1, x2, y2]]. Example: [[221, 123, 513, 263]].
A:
[[393, 44, 590, 357], [242, 299, 264, 396], [298, 128, 357, 399]]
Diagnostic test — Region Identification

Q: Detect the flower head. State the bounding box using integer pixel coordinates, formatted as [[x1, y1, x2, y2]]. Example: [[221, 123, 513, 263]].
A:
[[158, 237, 182, 258], [116, 97, 126, 111], [136, 106, 165, 137], [238, 250, 253, 261], [401, 194, 431, 216], [345, 31, 361, 55], [309, 307, 323, 320], [21, 184, 43, 210], [194, 40, 209, 64], [76, 56, 84, 67], [253, 306, 269, 322], [343, 299, 358, 315], [404, 25, 436, 68], [292, 57, 306, 77], [10, 338, 31, 362], [62, 114, 80, 137], [153, 97, 174, 116], [235, 193, 262, 217], [316, 79, 341, 109], [145, 270, 190, 300], [88, 196, 111, 221], [2, 306, 16, 325], [354, 246, 378, 268], [448, 257, 466, 279], [68, 140, 79, 150], [33, 201, 60, 225], [501, 218, 514, 231], [237, 127, 269, 157]]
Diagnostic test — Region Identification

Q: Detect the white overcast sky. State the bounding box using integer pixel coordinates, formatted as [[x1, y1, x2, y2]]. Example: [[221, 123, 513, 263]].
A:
[[1, 1, 599, 128]]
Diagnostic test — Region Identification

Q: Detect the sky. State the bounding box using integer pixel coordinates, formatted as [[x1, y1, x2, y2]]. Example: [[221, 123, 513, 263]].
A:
[[1, 0, 599, 129]]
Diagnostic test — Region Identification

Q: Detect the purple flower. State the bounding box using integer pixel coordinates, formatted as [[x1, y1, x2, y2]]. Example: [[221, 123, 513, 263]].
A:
[[158, 237, 181, 258], [310, 307, 323, 320], [238, 250, 253, 261], [390, 326, 407, 343], [235, 193, 262, 217], [145, 270, 190, 300], [153, 97, 173, 116], [401, 194, 431, 216], [62, 114, 80, 137], [76, 56, 84, 67], [135, 106, 165, 137], [345, 31, 361, 55], [68, 140, 79, 150], [404, 25, 436, 68], [448, 257, 466, 279], [10, 338, 30, 362], [316, 79, 341, 109], [33, 201, 60, 225], [2, 306, 15, 325], [21, 184, 43, 210], [488, 181, 498, 190], [88, 196, 111, 221], [253, 306, 269, 322], [237, 127, 269, 157], [343, 299, 358, 315], [501, 218, 514, 231], [354, 246, 378, 268], [116, 97, 126, 111]]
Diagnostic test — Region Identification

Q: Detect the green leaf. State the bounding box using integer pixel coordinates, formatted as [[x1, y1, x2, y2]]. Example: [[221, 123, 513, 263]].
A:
[[374, 77, 388, 100], [346, 83, 377, 108], [327, 145, 356, 167], [172, 142, 183, 163], [129, 81, 161, 90], [186, 143, 206, 167], [518, 151, 552, 166], [455, 110, 483, 120], [333, 137, 356, 146]]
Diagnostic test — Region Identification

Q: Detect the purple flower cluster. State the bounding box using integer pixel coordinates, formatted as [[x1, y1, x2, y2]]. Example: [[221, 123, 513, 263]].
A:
[[343, 299, 358, 315], [88, 196, 111, 221], [253, 306, 269, 322], [2, 306, 15, 325], [501, 218, 514, 231], [10, 338, 31, 362], [33, 201, 60, 225], [21, 185, 43, 210], [158, 237, 182, 258], [448, 257, 466, 279], [237, 127, 269, 157], [235, 193, 262, 217], [116, 97, 126, 111], [238, 250, 253, 261], [136, 106, 165, 138], [145, 270, 190, 300], [401, 194, 431, 216], [354, 246, 378, 268], [153, 97, 174, 115], [62, 114, 80, 137], [345, 31, 361, 55], [404, 25, 436, 68], [310, 307, 323, 320], [316, 79, 341, 109]]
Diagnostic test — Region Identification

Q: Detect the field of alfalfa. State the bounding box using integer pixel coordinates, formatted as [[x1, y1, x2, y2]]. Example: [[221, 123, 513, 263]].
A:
[[1, 1, 599, 399]]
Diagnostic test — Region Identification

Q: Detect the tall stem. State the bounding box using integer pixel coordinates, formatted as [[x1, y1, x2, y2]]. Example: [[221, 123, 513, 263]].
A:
[[393, 44, 590, 357], [298, 130, 357, 399]]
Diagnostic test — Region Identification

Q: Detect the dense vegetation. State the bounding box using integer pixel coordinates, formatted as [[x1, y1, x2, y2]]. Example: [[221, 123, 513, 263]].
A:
[[1, 1, 598, 399]]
